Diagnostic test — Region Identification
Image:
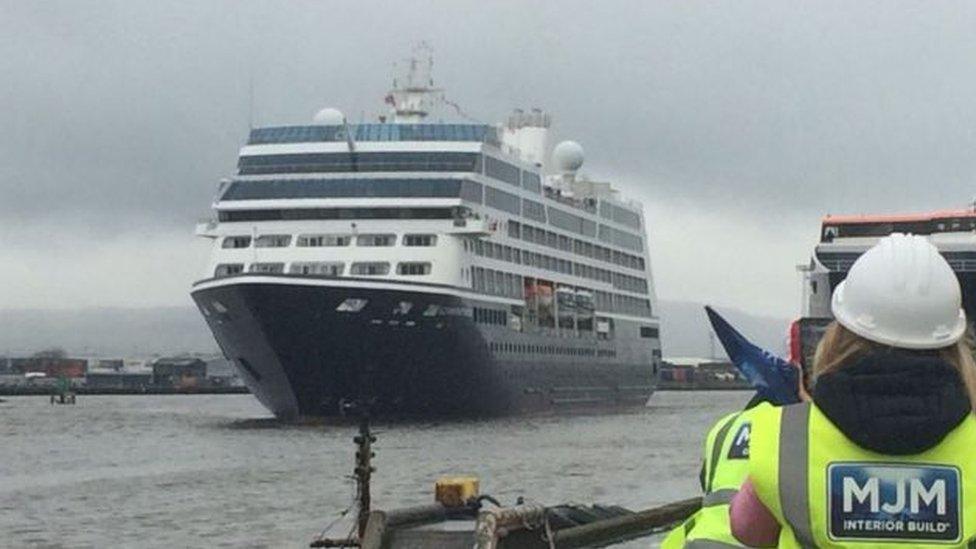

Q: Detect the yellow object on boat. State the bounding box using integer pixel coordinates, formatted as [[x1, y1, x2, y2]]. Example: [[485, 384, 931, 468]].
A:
[[435, 476, 479, 507]]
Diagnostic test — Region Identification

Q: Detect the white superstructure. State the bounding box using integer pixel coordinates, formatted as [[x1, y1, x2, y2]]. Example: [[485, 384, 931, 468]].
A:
[[196, 50, 657, 330]]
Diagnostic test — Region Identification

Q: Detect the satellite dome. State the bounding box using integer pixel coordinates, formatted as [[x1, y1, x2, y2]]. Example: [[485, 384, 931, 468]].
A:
[[313, 107, 345, 125], [552, 140, 584, 172]]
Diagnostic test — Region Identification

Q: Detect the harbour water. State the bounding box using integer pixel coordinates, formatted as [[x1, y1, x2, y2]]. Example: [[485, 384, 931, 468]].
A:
[[1, 391, 749, 548]]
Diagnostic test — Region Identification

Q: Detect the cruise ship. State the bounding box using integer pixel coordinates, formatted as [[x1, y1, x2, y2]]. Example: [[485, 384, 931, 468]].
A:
[[191, 48, 662, 419], [793, 204, 976, 366]]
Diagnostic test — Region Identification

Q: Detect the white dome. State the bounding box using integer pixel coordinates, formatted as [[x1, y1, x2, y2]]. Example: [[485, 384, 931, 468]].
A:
[[552, 140, 584, 172], [313, 107, 345, 125]]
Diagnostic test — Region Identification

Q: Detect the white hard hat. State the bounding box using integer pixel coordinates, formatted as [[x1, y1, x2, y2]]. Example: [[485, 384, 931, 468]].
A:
[[831, 233, 967, 349]]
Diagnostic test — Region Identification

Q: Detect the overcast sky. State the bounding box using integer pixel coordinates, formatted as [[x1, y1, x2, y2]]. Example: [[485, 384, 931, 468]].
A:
[[2, 1, 976, 318]]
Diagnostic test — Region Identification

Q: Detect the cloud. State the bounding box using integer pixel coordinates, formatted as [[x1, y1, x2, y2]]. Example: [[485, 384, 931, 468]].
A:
[[3, 0, 976, 313], [0, 223, 209, 309]]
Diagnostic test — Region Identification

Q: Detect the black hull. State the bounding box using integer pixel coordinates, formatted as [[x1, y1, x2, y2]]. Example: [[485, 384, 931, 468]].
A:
[[192, 278, 657, 419]]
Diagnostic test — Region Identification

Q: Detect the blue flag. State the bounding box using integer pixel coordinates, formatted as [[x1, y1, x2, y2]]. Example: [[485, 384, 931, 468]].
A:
[[705, 306, 800, 405]]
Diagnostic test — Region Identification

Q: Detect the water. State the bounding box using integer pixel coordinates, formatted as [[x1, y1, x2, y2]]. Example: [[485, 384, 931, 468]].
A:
[[0, 391, 749, 548]]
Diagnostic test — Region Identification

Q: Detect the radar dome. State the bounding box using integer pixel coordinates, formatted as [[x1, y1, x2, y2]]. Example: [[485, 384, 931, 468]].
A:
[[313, 107, 345, 125], [552, 140, 584, 172]]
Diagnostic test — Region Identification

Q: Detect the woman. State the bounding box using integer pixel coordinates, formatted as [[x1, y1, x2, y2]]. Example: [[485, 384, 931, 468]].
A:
[[729, 234, 976, 548]]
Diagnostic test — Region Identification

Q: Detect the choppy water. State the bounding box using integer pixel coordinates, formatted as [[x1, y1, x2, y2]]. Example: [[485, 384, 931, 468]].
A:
[[0, 391, 749, 548]]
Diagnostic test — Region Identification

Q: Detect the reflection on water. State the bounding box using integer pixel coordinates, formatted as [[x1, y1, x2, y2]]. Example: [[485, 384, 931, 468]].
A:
[[0, 391, 749, 548]]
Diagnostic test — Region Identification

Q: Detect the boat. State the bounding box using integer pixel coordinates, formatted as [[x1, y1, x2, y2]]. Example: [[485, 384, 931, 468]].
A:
[[190, 44, 662, 419], [792, 203, 976, 366]]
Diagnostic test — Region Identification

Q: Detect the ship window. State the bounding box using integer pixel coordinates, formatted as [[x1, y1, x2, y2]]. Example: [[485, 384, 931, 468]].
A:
[[473, 267, 485, 291], [484, 156, 520, 186], [222, 236, 252, 249], [397, 262, 432, 276], [460, 180, 483, 203], [249, 262, 285, 274], [403, 234, 437, 247], [640, 326, 659, 338], [522, 199, 546, 223], [297, 234, 351, 247], [546, 231, 558, 248], [507, 220, 521, 238], [611, 204, 642, 229], [214, 263, 244, 277], [485, 186, 521, 215], [255, 234, 292, 248], [351, 262, 391, 276], [290, 262, 344, 276], [356, 234, 396, 247], [558, 235, 572, 252], [548, 207, 587, 236], [522, 171, 542, 193]]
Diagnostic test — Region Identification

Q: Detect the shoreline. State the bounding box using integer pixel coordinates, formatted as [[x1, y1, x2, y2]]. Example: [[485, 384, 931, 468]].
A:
[[0, 386, 249, 396]]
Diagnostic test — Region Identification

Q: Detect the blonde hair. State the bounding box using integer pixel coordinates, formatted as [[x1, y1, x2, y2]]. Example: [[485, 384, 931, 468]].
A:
[[813, 322, 976, 411]]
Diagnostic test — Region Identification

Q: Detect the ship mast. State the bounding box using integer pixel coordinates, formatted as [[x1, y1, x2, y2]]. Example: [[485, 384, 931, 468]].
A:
[[385, 42, 443, 123]]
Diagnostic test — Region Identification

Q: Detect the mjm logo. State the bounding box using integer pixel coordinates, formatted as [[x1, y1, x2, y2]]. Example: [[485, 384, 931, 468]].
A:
[[828, 463, 961, 542], [843, 476, 946, 514]]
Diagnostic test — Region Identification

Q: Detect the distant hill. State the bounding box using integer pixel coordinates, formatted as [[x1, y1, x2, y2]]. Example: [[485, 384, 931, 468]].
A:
[[0, 307, 218, 358], [657, 300, 791, 358], [0, 301, 790, 359]]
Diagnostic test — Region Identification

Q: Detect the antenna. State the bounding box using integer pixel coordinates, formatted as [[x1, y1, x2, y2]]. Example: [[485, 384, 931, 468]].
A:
[[247, 70, 255, 130], [386, 42, 443, 123]]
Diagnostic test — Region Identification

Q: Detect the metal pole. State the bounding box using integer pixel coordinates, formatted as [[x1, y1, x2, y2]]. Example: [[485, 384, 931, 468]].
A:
[[354, 409, 375, 539]]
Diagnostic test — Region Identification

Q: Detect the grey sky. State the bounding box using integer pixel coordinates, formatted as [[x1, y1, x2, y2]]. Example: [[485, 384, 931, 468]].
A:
[[2, 1, 976, 317]]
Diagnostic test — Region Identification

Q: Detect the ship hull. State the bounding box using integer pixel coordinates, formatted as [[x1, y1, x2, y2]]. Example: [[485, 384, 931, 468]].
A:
[[192, 277, 657, 420]]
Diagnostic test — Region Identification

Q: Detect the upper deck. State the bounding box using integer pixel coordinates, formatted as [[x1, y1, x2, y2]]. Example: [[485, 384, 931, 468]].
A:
[[247, 124, 499, 146], [820, 208, 976, 242], [813, 207, 976, 274]]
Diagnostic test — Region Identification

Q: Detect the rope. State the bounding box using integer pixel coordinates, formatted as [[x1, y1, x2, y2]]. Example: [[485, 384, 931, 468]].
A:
[[314, 474, 359, 540]]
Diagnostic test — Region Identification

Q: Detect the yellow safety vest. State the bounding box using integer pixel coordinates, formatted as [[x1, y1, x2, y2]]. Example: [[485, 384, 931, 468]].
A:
[[663, 406, 764, 548], [750, 402, 976, 548]]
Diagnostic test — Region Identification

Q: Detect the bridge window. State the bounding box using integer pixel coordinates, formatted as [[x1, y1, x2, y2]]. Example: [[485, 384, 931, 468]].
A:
[[403, 234, 437, 247], [357, 234, 396, 247], [221, 236, 251, 249], [248, 124, 498, 145], [237, 151, 482, 175], [397, 262, 432, 275], [219, 207, 455, 222], [221, 178, 469, 201], [297, 234, 351, 247], [351, 262, 390, 276], [255, 234, 291, 248], [214, 263, 244, 277]]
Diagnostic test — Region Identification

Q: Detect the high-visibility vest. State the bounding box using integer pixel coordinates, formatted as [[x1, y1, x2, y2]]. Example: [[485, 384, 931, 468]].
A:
[[662, 407, 762, 548], [750, 402, 976, 548]]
